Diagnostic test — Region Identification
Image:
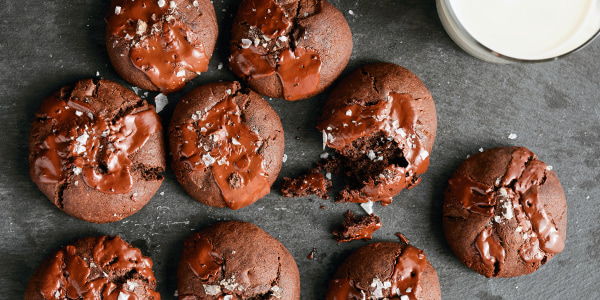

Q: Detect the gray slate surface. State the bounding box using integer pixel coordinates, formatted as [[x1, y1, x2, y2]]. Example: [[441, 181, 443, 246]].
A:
[[1, 0, 599, 299]]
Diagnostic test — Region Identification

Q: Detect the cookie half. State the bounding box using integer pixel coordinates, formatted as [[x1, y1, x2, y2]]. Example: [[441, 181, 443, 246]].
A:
[[443, 146, 567, 277], [317, 63, 437, 205], [29, 79, 165, 223], [228, 0, 352, 100], [25, 236, 160, 300], [177, 221, 300, 299], [106, 0, 218, 93], [326, 242, 441, 300], [169, 82, 284, 209]]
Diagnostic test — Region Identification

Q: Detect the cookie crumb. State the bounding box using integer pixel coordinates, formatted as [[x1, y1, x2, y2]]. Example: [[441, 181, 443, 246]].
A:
[[281, 169, 332, 199], [333, 211, 381, 242], [307, 248, 316, 259], [396, 232, 409, 244]]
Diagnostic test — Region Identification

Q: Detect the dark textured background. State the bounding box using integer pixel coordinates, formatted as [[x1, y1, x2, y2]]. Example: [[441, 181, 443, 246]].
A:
[[1, 0, 599, 299]]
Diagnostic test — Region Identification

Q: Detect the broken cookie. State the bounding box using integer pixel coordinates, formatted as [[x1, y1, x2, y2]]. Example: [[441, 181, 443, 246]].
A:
[[317, 63, 437, 205]]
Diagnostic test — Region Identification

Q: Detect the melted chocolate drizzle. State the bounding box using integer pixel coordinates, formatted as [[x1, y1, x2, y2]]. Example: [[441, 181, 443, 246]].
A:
[[39, 236, 158, 300], [182, 236, 224, 280], [107, 0, 209, 93], [237, 0, 291, 38], [475, 226, 505, 271], [175, 95, 270, 210], [447, 175, 495, 216], [229, 0, 322, 100], [30, 93, 161, 194]]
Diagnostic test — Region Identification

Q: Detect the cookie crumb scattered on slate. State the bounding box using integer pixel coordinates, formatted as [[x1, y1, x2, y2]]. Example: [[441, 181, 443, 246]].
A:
[[333, 210, 381, 242], [281, 169, 332, 199]]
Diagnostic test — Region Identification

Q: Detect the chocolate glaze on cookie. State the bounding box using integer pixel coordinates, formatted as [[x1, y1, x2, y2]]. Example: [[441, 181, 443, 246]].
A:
[[326, 242, 441, 300], [443, 147, 566, 278], [25, 236, 160, 300], [317, 63, 437, 205], [229, 0, 352, 100], [29, 79, 165, 223], [169, 82, 284, 209], [106, 0, 218, 93], [177, 221, 300, 299]]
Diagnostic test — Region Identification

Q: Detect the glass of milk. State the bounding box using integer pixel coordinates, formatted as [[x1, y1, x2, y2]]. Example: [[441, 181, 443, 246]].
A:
[[437, 0, 600, 63]]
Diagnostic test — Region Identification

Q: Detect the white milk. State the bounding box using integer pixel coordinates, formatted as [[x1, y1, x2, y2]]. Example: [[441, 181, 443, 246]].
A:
[[448, 0, 600, 60]]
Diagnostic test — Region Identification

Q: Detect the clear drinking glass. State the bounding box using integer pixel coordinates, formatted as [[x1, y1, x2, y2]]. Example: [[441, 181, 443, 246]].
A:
[[437, 0, 600, 63]]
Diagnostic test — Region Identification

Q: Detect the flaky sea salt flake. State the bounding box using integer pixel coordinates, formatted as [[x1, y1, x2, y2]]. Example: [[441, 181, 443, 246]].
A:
[[155, 93, 168, 113], [361, 201, 374, 214], [241, 38, 252, 48]]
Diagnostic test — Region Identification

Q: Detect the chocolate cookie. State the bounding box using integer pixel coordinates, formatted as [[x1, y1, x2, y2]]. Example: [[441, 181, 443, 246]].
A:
[[169, 82, 284, 210], [177, 221, 300, 299], [443, 146, 567, 278], [317, 63, 437, 205], [29, 79, 165, 223], [228, 0, 352, 101], [25, 235, 160, 300], [326, 242, 441, 300], [106, 0, 218, 94]]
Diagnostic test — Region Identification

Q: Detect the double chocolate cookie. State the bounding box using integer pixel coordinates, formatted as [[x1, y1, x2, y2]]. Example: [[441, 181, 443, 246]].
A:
[[228, 0, 353, 100], [326, 242, 441, 300], [317, 63, 437, 205], [169, 82, 284, 210], [443, 146, 567, 278], [29, 79, 165, 223], [25, 236, 160, 300], [177, 221, 300, 299], [106, 0, 218, 93]]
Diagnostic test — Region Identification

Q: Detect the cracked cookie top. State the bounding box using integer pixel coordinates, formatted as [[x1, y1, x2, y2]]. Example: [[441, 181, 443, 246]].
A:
[[168, 82, 284, 210], [443, 146, 567, 278], [28, 79, 166, 223], [25, 235, 160, 300], [178, 221, 300, 299]]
